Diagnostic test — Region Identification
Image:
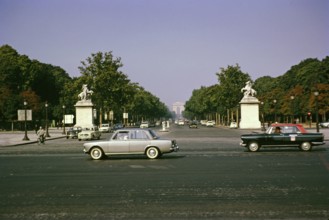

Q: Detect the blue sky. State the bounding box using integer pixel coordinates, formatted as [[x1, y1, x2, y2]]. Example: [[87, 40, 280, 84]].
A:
[[1, 0, 328, 107]]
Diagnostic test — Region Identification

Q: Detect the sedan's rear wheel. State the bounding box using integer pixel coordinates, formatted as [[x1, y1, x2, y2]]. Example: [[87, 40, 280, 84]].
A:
[[146, 147, 159, 159], [90, 147, 104, 160], [300, 142, 312, 151], [248, 142, 260, 152]]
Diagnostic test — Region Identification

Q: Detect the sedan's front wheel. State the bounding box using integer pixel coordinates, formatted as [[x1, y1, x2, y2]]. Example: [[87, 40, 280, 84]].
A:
[[90, 147, 104, 160], [146, 147, 160, 159], [299, 142, 312, 151], [248, 142, 260, 152]]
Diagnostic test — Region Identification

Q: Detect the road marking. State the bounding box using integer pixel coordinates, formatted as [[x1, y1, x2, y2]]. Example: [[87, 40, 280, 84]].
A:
[[129, 165, 145, 169], [129, 165, 170, 169], [148, 165, 168, 169]]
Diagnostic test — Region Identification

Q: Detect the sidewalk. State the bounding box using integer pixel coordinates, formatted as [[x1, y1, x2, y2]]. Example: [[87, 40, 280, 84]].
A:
[[0, 127, 66, 147]]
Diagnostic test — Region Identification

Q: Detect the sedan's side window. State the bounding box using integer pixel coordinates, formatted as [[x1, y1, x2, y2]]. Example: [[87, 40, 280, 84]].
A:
[[134, 130, 148, 139], [113, 131, 129, 140]]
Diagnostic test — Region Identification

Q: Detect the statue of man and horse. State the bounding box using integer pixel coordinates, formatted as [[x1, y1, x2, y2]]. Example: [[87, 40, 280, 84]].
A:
[[78, 84, 93, 101], [241, 81, 257, 97]]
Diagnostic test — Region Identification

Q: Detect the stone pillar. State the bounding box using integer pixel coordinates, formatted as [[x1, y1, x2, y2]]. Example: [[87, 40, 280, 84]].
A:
[[74, 100, 94, 128], [239, 97, 261, 129]]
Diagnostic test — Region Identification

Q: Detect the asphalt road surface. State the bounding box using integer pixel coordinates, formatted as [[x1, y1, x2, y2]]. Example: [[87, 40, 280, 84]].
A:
[[1, 125, 329, 220]]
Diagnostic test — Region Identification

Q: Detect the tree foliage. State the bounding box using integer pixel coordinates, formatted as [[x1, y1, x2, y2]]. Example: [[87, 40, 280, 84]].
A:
[[1, 44, 327, 129], [185, 64, 251, 120], [77, 51, 170, 123], [0, 45, 72, 128], [0, 46, 170, 129], [185, 58, 329, 123]]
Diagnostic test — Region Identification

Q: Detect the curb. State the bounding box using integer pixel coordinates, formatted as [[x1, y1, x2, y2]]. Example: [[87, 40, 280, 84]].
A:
[[5, 136, 66, 147]]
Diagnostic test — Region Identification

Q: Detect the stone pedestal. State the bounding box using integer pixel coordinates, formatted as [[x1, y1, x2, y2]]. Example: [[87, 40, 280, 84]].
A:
[[74, 100, 94, 128], [239, 96, 261, 129]]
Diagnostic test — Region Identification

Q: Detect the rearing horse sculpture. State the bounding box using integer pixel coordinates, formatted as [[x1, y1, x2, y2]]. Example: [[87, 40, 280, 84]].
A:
[[78, 84, 93, 101], [241, 81, 257, 97]]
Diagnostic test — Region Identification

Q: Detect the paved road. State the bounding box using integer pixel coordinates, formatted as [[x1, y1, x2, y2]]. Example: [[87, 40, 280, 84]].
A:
[[0, 126, 328, 219]]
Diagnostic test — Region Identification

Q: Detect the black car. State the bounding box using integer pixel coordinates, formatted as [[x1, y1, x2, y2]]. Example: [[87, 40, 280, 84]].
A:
[[66, 127, 82, 139], [240, 123, 325, 152], [189, 121, 198, 128]]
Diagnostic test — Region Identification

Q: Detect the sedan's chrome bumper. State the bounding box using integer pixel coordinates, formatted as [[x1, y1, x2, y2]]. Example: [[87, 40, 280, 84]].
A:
[[171, 145, 179, 152], [171, 140, 179, 152], [312, 141, 325, 146], [240, 142, 247, 147]]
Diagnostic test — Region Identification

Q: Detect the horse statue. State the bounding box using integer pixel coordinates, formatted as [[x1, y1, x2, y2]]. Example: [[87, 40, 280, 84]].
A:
[[78, 84, 93, 101], [241, 81, 257, 97]]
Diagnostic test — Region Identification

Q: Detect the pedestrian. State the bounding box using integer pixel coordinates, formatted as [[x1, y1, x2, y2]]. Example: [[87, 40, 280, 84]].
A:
[[37, 126, 46, 144]]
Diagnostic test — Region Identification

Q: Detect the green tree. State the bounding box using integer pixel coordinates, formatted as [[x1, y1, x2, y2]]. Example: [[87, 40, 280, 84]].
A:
[[216, 64, 251, 111]]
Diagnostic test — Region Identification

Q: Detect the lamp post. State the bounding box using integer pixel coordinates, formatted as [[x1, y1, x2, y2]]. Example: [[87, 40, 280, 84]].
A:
[[290, 95, 295, 123], [236, 104, 239, 128], [261, 102, 265, 131], [62, 105, 66, 135], [45, 102, 50, 137], [273, 99, 277, 123], [314, 91, 319, 132], [22, 100, 30, 141]]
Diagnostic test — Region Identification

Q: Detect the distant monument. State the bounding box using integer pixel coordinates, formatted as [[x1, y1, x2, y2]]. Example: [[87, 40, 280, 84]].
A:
[[239, 81, 261, 129], [172, 102, 185, 118], [74, 84, 94, 128]]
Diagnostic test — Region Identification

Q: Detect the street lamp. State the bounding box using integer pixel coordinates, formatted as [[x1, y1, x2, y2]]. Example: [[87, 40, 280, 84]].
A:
[[273, 99, 277, 123], [62, 105, 66, 135], [261, 102, 265, 131], [22, 100, 30, 141], [314, 91, 319, 132], [45, 102, 50, 137], [290, 95, 295, 123]]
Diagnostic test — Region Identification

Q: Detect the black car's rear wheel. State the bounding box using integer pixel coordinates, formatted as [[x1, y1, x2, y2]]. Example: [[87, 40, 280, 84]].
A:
[[248, 142, 260, 152], [90, 147, 104, 160], [299, 142, 312, 151], [146, 147, 160, 159]]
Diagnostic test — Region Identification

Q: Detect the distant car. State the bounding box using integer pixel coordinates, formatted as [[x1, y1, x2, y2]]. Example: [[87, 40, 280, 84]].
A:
[[83, 128, 179, 160], [320, 121, 329, 128], [206, 121, 215, 127], [230, 122, 238, 129], [78, 126, 101, 141], [189, 121, 198, 128], [240, 123, 325, 152], [140, 121, 149, 128], [111, 123, 124, 132], [66, 126, 82, 139], [99, 123, 110, 133], [178, 120, 184, 126]]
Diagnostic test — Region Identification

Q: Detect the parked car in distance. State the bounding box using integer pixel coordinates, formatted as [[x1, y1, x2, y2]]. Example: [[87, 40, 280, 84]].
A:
[[111, 123, 124, 132], [66, 126, 82, 139], [320, 121, 329, 128], [140, 121, 149, 128], [230, 122, 238, 129], [78, 126, 101, 141], [206, 121, 215, 127], [189, 120, 198, 128], [240, 123, 325, 152], [99, 123, 110, 133], [83, 128, 179, 160]]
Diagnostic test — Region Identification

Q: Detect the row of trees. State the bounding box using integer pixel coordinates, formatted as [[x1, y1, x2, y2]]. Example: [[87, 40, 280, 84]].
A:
[[184, 58, 329, 125], [0, 45, 171, 130]]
